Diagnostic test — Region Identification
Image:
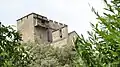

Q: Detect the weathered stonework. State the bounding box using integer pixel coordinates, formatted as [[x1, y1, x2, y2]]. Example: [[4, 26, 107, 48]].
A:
[[17, 13, 78, 47]]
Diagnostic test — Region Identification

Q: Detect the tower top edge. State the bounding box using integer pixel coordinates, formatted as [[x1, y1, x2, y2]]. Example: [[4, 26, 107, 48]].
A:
[[16, 12, 46, 21]]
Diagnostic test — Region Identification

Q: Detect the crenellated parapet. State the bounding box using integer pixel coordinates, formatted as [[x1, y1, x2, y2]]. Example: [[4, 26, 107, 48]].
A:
[[17, 12, 67, 29], [48, 19, 67, 30], [33, 13, 48, 21], [27, 13, 68, 30]]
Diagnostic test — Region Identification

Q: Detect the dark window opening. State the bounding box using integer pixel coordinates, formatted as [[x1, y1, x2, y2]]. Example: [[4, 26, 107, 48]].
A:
[[26, 16, 28, 19], [47, 29, 52, 42], [60, 35, 62, 38], [40, 34, 42, 39], [41, 20, 45, 24], [60, 29, 62, 38]]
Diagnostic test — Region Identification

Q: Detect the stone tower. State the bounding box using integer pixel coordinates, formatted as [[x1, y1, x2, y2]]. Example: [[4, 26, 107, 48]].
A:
[[17, 13, 69, 44]]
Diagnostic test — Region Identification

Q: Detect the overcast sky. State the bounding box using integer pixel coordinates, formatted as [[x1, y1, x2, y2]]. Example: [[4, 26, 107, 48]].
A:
[[0, 0, 104, 37]]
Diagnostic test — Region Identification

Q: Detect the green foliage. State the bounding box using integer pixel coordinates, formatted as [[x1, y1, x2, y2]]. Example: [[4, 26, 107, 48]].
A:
[[0, 23, 32, 67], [75, 0, 120, 67], [25, 42, 76, 67]]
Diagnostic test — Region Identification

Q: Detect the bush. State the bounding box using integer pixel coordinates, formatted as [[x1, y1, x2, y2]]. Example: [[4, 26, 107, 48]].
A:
[[0, 23, 32, 67], [75, 0, 120, 67], [24, 42, 76, 67]]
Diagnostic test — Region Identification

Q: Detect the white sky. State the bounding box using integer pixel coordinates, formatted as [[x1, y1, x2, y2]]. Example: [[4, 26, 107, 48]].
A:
[[0, 0, 104, 37]]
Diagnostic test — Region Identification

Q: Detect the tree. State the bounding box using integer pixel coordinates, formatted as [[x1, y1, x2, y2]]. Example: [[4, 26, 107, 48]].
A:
[[75, 0, 120, 67], [0, 23, 32, 67]]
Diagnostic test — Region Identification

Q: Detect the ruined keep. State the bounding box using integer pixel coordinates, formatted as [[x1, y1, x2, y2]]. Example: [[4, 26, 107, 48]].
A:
[[17, 13, 78, 47]]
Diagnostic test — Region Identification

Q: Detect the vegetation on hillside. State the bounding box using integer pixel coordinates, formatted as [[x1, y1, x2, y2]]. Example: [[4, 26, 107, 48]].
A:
[[24, 42, 76, 67]]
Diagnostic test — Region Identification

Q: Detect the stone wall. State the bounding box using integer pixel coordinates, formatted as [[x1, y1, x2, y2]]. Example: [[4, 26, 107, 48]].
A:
[[51, 38, 68, 48], [34, 26, 48, 44], [52, 26, 68, 42], [17, 14, 35, 42], [68, 31, 78, 46]]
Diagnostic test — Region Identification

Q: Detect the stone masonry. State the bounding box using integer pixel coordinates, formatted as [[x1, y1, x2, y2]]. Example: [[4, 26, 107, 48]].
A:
[[17, 13, 78, 47]]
